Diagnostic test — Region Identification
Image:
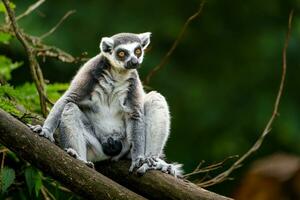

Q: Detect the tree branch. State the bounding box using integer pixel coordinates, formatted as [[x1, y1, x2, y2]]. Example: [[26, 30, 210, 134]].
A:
[[2, 0, 48, 117], [0, 108, 232, 200], [16, 0, 46, 21], [97, 161, 232, 200], [0, 108, 145, 200], [40, 10, 76, 40]]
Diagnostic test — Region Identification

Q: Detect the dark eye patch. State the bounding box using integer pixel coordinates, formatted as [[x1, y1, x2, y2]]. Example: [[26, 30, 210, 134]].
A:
[[134, 46, 142, 57], [115, 48, 129, 60]]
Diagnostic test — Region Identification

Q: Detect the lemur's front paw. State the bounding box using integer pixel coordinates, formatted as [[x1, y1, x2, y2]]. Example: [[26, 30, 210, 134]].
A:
[[29, 125, 55, 143], [28, 124, 42, 133], [129, 156, 158, 175], [40, 128, 55, 143], [85, 161, 95, 169], [129, 156, 146, 172]]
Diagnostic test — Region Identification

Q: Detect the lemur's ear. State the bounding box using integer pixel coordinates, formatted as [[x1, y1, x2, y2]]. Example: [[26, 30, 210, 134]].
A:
[[138, 32, 151, 49], [100, 37, 114, 53]]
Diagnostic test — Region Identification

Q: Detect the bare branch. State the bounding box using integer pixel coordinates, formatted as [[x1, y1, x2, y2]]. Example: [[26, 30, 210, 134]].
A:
[[40, 10, 76, 40], [16, 0, 46, 21], [1, 151, 6, 169], [0, 13, 88, 64], [144, 1, 205, 84], [40, 186, 52, 200], [196, 10, 294, 188], [184, 155, 239, 178], [2, 0, 48, 116]]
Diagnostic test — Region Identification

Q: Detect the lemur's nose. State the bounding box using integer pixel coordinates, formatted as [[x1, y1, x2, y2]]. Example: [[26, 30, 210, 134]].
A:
[[126, 57, 139, 69], [131, 58, 138, 66]]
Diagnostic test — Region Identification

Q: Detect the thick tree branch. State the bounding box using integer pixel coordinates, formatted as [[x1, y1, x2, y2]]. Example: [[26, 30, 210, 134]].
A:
[[97, 161, 232, 200], [0, 108, 145, 200], [0, 108, 232, 200]]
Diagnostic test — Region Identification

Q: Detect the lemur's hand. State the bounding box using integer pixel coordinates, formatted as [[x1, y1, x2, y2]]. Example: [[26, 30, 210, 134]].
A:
[[129, 155, 159, 174], [28, 124, 55, 143], [129, 155, 146, 172]]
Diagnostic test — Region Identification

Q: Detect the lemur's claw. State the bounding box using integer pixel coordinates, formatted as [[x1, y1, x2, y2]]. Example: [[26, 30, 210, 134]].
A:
[[28, 124, 55, 142], [136, 163, 148, 175], [85, 161, 95, 169], [129, 156, 146, 172], [28, 124, 42, 133]]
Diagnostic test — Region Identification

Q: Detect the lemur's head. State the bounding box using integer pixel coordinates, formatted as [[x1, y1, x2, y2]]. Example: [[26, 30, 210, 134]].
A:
[[100, 32, 151, 70]]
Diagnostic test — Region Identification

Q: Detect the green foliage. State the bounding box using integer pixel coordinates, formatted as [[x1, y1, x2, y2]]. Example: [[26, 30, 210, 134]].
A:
[[25, 167, 42, 197], [0, 32, 12, 44], [1, 167, 15, 194], [0, 83, 68, 117], [0, 84, 23, 117], [0, 55, 23, 81], [0, 2, 15, 13]]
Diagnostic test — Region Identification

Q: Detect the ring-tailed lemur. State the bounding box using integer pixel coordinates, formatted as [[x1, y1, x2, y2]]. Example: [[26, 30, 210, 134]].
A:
[[29, 32, 182, 177]]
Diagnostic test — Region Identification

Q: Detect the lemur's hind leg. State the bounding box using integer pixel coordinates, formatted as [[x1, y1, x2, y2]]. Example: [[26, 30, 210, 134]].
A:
[[137, 91, 183, 177], [60, 102, 95, 168], [144, 91, 170, 157]]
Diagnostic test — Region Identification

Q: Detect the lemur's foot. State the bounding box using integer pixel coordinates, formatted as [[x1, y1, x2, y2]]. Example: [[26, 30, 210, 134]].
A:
[[65, 148, 80, 159], [28, 124, 55, 142], [136, 158, 183, 178], [85, 161, 95, 169], [65, 148, 95, 169], [129, 156, 146, 172]]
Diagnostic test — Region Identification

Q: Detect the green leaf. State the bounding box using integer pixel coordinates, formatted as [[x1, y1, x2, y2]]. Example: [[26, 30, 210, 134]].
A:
[[1, 167, 15, 194], [0, 2, 16, 13], [0, 55, 23, 81], [0, 32, 12, 44], [24, 167, 42, 197]]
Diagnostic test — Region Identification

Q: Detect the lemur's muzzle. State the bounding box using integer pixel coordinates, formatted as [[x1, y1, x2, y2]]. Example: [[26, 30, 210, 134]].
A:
[[125, 57, 140, 69]]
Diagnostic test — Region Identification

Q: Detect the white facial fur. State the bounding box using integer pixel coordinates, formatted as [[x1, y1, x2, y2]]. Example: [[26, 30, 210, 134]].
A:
[[100, 32, 151, 70], [101, 42, 143, 70]]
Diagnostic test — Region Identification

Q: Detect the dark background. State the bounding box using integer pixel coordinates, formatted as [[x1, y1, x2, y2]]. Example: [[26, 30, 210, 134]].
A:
[[5, 0, 300, 197]]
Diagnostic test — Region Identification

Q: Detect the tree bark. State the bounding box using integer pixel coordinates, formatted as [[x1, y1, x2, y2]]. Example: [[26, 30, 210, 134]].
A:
[[97, 161, 232, 200], [0, 108, 144, 200], [0, 108, 232, 200]]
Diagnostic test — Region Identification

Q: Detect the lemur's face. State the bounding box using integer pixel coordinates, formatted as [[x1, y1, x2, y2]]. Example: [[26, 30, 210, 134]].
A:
[[100, 32, 151, 70]]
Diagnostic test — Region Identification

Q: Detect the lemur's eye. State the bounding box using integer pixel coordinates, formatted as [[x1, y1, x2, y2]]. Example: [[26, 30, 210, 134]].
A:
[[118, 51, 125, 58], [135, 48, 142, 56]]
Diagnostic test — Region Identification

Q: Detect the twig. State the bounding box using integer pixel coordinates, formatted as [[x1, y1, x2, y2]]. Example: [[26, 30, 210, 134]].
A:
[[41, 187, 51, 200], [0, 148, 9, 154], [184, 155, 238, 178], [197, 10, 293, 188], [144, 1, 205, 84], [42, 186, 56, 200], [0, 13, 88, 64], [40, 10, 76, 40], [16, 0, 46, 21], [1, 151, 6, 169], [2, 0, 48, 116]]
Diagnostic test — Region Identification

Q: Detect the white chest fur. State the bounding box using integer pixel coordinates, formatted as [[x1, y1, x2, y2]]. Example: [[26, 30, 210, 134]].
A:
[[82, 69, 132, 140]]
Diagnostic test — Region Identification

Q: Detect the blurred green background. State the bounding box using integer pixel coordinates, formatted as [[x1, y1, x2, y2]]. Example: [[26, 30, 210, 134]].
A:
[[1, 0, 300, 198]]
